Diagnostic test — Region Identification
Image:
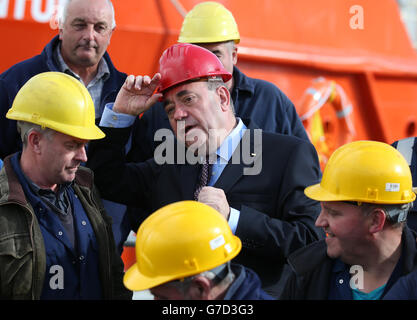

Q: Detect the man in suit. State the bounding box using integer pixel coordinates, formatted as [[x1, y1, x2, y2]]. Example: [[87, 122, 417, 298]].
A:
[[127, 1, 309, 163], [87, 43, 323, 297], [124, 1, 311, 257]]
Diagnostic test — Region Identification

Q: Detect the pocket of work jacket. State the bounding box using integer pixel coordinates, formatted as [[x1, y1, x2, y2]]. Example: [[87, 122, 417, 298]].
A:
[[0, 235, 33, 298]]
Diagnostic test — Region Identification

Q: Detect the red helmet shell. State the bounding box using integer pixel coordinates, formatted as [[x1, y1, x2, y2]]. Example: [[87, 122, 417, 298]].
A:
[[158, 43, 232, 93]]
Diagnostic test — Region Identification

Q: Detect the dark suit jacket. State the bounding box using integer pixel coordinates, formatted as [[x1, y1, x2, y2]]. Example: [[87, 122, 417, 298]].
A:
[[87, 120, 324, 296]]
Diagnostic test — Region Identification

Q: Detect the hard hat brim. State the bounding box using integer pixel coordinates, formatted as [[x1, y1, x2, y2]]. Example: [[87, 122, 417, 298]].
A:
[[7, 109, 105, 140], [123, 234, 242, 292], [305, 183, 417, 204], [49, 122, 105, 140], [123, 263, 174, 292], [304, 183, 342, 202], [178, 36, 240, 44]]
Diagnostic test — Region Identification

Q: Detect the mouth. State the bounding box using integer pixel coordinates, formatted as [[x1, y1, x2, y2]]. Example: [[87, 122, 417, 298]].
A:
[[66, 165, 79, 172], [184, 124, 197, 135], [77, 44, 97, 52], [325, 231, 335, 238]]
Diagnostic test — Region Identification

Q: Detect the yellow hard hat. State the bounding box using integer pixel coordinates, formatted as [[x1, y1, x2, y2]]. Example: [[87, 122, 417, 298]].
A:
[[178, 1, 240, 44], [305, 140, 416, 204], [123, 201, 242, 291], [6, 72, 105, 140]]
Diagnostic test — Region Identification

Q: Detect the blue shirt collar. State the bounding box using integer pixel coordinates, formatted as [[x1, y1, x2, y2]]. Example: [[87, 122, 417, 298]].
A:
[[216, 117, 247, 163], [54, 43, 110, 83]]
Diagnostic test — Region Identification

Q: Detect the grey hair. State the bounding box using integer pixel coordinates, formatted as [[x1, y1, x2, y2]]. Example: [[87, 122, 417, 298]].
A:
[[206, 77, 236, 115], [58, 0, 116, 29], [168, 262, 235, 295], [17, 121, 55, 148]]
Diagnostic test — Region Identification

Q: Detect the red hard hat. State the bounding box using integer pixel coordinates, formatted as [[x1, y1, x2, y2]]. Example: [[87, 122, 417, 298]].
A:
[[157, 43, 232, 93]]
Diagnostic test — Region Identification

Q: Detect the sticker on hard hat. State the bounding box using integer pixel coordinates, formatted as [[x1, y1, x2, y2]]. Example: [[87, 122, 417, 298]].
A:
[[385, 183, 400, 192], [210, 235, 225, 250], [224, 243, 233, 253]]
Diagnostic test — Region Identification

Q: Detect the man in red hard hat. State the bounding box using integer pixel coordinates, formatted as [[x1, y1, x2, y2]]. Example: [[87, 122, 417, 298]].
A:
[[87, 43, 323, 297], [128, 1, 309, 163]]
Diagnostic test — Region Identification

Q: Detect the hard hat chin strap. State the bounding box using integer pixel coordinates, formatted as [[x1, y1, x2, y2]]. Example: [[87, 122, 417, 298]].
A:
[[171, 261, 234, 292], [384, 202, 413, 223], [358, 202, 413, 224], [203, 261, 233, 285], [344, 200, 413, 224]]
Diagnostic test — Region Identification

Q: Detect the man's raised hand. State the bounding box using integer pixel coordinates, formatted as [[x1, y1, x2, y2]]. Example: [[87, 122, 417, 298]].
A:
[[113, 73, 163, 116]]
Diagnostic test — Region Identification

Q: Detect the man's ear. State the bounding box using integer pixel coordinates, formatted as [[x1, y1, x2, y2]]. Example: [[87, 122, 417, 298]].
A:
[[217, 85, 231, 112], [188, 276, 212, 300], [27, 130, 43, 154], [108, 27, 115, 44], [58, 26, 64, 40], [368, 208, 386, 233], [232, 45, 238, 65]]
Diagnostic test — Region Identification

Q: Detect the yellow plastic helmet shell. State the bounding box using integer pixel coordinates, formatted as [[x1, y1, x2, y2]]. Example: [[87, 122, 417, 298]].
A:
[[178, 1, 240, 44], [305, 140, 416, 204], [123, 201, 242, 292], [6, 72, 105, 140]]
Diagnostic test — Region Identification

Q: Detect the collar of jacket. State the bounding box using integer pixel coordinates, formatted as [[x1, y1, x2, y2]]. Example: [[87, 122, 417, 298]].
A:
[[1, 154, 28, 205], [286, 239, 328, 276], [400, 226, 417, 274], [232, 66, 255, 97]]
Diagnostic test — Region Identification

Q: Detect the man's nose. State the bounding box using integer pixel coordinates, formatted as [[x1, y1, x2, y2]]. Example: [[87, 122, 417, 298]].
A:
[[173, 105, 187, 121], [76, 146, 88, 162], [82, 25, 95, 41], [315, 210, 327, 228]]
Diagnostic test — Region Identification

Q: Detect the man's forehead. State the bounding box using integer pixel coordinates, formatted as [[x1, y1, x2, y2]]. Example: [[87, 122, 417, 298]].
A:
[[197, 41, 230, 51], [322, 201, 346, 212], [55, 131, 88, 144], [66, 0, 112, 22], [163, 81, 206, 101], [322, 201, 359, 213]]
